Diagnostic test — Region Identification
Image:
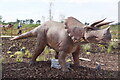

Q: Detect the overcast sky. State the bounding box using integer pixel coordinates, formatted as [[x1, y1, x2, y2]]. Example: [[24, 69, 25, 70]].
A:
[[0, 0, 119, 23]]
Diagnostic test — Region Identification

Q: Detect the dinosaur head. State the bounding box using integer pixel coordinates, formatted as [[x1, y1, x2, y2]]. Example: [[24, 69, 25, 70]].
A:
[[64, 17, 113, 44], [84, 26, 111, 43], [84, 19, 113, 43]]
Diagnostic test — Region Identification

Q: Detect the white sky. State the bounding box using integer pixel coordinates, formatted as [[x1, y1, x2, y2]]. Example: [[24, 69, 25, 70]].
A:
[[0, 0, 119, 23]]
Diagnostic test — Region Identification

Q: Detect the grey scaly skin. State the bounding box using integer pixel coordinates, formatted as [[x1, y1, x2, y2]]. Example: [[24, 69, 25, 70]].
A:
[[10, 17, 113, 72]]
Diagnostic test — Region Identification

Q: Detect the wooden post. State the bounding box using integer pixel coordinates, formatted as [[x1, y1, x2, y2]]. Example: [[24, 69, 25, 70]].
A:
[[11, 27, 12, 37]]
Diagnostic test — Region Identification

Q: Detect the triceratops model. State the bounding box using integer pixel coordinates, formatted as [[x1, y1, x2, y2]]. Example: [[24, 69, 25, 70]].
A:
[[11, 17, 113, 72]]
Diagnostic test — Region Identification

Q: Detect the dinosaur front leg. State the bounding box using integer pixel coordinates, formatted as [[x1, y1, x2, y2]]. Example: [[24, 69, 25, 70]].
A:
[[58, 51, 69, 72], [55, 51, 59, 59], [72, 46, 80, 67]]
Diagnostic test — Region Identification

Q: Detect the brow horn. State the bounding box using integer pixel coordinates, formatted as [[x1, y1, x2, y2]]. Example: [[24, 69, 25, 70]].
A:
[[90, 18, 106, 27], [95, 21, 114, 27]]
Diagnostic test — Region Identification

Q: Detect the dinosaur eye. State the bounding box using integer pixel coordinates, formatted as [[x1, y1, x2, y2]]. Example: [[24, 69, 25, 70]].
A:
[[103, 33, 106, 36]]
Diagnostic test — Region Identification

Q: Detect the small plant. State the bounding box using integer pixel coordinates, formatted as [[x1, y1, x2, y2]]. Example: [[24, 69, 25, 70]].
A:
[[49, 49, 55, 54], [107, 41, 117, 53], [43, 46, 55, 60], [25, 50, 32, 58], [9, 46, 33, 62], [98, 44, 106, 52], [86, 52, 91, 55], [14, 51, 24, 62], [16, 56, 23, 62], [7, 51, 12, 54], [10, 55, 15, 58], [14, 51, 24, 57], [82, 43, 92, 55], [107, 46, 112, 53], [44, 46, 50, 54], [110, 41, 118, 49], [36, 56, 45, 61], [82, 43, 91, 52], [0, 57, 5, 63]]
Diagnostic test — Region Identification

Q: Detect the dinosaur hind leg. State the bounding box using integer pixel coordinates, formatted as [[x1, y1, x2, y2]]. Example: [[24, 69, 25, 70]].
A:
[[31, 34, 47, 62], [59, 51, 69, 72]]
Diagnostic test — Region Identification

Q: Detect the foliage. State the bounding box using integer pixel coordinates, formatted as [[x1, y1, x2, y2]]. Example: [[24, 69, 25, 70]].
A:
[[81, 43, 92, 52], [44, 46, 50, 54], [86, 52, 91, 55], [107, 41, 118, 53], [16, 19, 41, 24], [25, 50, 32, 58], [16, 56, 23, 62], [14, 51, 24, 57], [36, 46, 55, 61], [7, 51, 12, 54], [10, 55, 15, 58], [107, 45, 112, 54], [36, 56, 45, 61], [97, 44, 106, 52], [9, 46, 33, 62], [0, 57, 5, 63], [14, 51, 24, 62], [81, 43, 92, 55], [36, 20, 41, 24]]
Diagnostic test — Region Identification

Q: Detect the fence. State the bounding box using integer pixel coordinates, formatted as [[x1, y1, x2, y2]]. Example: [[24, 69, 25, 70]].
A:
[[1, 27, 34, 37]]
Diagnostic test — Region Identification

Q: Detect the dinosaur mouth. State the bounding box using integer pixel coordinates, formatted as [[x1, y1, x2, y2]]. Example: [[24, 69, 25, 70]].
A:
[[99, 38, 111, 44]]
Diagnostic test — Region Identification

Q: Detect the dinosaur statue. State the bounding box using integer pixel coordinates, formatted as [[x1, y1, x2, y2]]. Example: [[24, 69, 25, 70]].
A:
[[10, 17, 113, 72]]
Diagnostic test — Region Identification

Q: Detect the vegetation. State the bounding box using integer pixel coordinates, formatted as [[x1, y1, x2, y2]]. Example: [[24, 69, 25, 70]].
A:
[[107, 41, 118, 53], [81, 43, 91, 52], [6, 46, 55, 62], [0, 57, 5, 63]]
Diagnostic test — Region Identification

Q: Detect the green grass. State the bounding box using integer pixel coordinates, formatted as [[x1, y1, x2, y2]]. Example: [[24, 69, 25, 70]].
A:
[[109, 25, 119, 39], [13, 23, 40, 28]]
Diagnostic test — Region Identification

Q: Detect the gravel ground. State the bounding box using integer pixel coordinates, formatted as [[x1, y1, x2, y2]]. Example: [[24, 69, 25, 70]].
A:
[[1, 37, 120, 79]]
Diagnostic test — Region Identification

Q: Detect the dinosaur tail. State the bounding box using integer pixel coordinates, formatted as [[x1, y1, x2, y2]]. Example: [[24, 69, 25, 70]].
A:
[[10, 30, 37, 40]]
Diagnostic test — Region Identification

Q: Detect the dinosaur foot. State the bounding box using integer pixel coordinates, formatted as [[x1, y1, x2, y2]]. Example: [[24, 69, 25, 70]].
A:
[[61, 67, 74, 72], [71, 64, 85, 70]]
